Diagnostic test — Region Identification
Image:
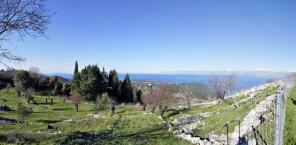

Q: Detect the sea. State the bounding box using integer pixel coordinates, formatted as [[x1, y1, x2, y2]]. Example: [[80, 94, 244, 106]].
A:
[[49, 73, 283, 90]]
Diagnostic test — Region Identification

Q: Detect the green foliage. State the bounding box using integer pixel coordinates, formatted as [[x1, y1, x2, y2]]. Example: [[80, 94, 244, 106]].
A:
[[136, 89, 143, 104], [47, 76, 58, 90], [53, 81, 63, 95], [284, 85, 296, 145], [17, 102, 32, 123], [80, 65, 107, 101], [94, 93, 109, 113], [108, 69, 121, 101], [99, 93, 109, 110], [74, 61, 79, 75], [61, 83, 71, 97], [120, 74, 134, 103], [71, 61, 81, 94], [13, 70, 33, 91], [0, 89, 191, 145]]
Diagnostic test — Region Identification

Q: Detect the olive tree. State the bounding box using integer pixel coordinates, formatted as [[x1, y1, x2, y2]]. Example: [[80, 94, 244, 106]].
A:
[[13, 70, 32, 96]]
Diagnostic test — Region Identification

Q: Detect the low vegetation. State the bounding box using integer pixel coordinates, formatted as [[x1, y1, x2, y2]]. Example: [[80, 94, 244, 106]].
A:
[[284, 84, 296, 145], [0, 89, 191, 145], [164, 86, 277, 138]]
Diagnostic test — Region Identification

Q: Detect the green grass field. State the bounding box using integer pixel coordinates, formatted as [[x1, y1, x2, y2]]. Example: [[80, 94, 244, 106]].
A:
[[284, 85, 296, 145], [0, 85, 278, 145], [0, 89, 191, 145]]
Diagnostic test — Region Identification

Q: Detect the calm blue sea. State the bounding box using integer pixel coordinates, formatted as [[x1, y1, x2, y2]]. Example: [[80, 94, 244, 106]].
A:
[[50, 73, 281, 90]]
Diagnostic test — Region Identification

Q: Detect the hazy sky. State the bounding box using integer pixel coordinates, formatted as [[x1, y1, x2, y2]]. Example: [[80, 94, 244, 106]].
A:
[[4, 0, 296, 73]]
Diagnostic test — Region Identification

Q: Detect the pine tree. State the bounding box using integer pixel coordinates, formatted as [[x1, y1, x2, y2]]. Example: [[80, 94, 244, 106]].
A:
[[120, 74, 134, 103], [80, 65, 106, 101], [108, 69, 121, 101]]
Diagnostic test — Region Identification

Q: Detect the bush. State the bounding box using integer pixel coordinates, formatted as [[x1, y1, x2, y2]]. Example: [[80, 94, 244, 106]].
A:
[[99, 93, 109, 110]]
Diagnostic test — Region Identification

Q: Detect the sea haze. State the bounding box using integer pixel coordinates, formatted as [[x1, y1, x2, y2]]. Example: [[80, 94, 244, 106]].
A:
[[47, 73, 284, 90]]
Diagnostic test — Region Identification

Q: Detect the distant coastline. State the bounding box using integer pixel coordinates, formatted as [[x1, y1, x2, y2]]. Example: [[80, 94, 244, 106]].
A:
[[46, 73, 284, 90]]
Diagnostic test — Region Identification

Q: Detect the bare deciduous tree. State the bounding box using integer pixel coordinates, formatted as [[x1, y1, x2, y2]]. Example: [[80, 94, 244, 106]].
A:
[[208, 75, 236, 101], [182, 89, 193, 109], [148, 86, 161, 113], [142, 84, 175, 117], [157, 84, 175, 117], [140, 90, 149, 111], [0, 0, 51, 66], [15, 81, 22, 97], [70, 93, 81, 112], [25, 87, 36, 104]]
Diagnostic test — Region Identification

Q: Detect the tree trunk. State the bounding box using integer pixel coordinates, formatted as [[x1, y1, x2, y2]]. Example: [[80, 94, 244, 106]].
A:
[[17, 91, 21, 97], [111, 105, 115, 116], [142, 104, 146, 111], [151, 106, 156, 113], [75, 104, 79, 112], [188, 102, 191, 109], [160, 106, 168, 117]]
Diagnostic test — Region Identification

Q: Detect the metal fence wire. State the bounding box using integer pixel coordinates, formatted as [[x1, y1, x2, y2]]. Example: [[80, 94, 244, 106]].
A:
[[243, 76, 294, 145], [216, 76, 295, 145]]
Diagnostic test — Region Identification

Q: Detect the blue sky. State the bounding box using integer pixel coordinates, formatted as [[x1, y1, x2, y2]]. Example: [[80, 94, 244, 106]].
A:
[[4, 0, 296, 73]]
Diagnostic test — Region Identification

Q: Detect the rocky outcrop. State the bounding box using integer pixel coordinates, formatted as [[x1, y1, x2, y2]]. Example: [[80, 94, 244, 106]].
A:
[[170, 115, 204, 134]]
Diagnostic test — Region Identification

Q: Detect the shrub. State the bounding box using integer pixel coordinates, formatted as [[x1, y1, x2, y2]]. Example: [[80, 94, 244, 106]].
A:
[[99, 93, 109, 110]]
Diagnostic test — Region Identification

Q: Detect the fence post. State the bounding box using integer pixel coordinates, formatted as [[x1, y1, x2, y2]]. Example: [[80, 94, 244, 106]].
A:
[[226, 123, 229, 145], [238, 120, 240, 142], [274, 91, 283, 145]]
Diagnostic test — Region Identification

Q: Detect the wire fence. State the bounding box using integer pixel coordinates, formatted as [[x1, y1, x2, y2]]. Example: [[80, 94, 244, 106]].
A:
[[243, 76, 294, 145], [210, 76, 295, 145]]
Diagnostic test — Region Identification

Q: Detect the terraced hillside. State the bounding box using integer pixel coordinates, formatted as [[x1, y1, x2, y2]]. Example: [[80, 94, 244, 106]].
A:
[[164, 81, 282, 144], [0, 82, 281, 145]]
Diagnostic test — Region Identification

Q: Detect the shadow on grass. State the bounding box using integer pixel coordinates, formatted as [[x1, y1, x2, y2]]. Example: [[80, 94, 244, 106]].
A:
[[164, 108, 188, 119], [37, 119, 62, 124], [115, 110, 126, 114], [0, 134, 7, 142], [0, 117, 17, 123], [52, 108, 72, 111], [37, 102, 50, 105]]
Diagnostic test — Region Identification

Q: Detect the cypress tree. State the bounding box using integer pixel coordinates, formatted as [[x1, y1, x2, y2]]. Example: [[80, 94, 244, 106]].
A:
[[71, 61, 81, 94], [108, 69, 121, 101], [74, 61, 79, 75], [120, 74, 134, 103]]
